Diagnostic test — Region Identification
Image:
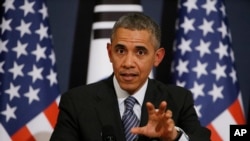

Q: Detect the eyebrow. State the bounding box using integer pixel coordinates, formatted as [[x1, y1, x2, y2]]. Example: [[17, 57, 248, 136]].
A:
[[114, 44, 125, 48], [135, 46, 147, 50], [114, 43, 147, 49]]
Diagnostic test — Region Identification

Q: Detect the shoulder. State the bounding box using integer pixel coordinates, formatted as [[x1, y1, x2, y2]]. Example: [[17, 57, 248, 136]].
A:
[[61, 78, 113, 99], [149, 79, 191, 94], [148, 79, 193, 102]]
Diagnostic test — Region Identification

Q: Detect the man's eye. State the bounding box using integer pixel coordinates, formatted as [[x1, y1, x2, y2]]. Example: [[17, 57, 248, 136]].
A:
[[137, 50, 146, 55], [117, 48, 125, 54]]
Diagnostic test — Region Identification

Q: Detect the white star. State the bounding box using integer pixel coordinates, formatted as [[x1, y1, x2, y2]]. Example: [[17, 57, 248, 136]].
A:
[[49, 50, 56, 65], [1, 104, 17, 122], [19, 0, 35, 16], [15, 20, 32, 37], [183, 0, 198, 13], [170, 61, 175, 73], [12, 40, 28, 58], [214, 42, 228, 59], [194, 104, 202, 118], [230, 49, 235, 62], [172, 40, 178, 52], [211, 63, 227, 81], [175, 19, 180, 30], [192, 60, 208, 78], [3, 0, 15, 13], [0, 61, 4, 73], [8, 62, 24, 79], [46, 69, 58, 86], [201, 0, 217, 15], [195, 39, 211, 57], [24, 86, 40, 104], [190, 82, 205, 100], [217, 21, 227, 38], [5, 83, 21, 101], [176, 80, 186, 88], [180, 17, 195, 34], [39, 4, 48, 20], [228, 30, 232, 43], [0, 17, 12, 34], [198, 19, 214, 36], [31, 44, 47, 62], [0, 39, 8, 53], [176, 59, 189, 76], [220, 3, 226, 17], [178, 38, 192, 55], [229, 68, 237, 83], [208, 84, 224, 102], [35, 23, 48, 41], [28, 65, 44, 83]]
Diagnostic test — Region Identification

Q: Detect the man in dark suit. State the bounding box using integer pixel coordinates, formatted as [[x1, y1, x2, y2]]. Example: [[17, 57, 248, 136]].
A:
[[50, 13, 211, 141]]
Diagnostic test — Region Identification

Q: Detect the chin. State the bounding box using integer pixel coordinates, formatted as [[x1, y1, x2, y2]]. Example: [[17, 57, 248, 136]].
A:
[[120, 84, 137, 94]]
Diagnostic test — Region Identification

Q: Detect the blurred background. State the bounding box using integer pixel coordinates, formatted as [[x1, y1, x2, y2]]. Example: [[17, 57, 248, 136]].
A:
[[46, 0, 250, 121]]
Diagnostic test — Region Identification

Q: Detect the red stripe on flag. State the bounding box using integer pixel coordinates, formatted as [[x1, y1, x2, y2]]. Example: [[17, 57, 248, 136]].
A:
[[44, 101, 59, 128], [11, 126, 35, 141], [228, 99, 245, 124], [207, 124, 222, 141]]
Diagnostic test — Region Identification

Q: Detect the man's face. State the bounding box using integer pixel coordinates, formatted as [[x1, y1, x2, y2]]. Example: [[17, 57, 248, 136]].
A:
[[107, 28, 165, 94]]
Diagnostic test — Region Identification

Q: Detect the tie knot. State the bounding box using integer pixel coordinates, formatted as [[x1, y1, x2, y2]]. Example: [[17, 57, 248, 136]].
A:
[[124, 96, 137, 111]]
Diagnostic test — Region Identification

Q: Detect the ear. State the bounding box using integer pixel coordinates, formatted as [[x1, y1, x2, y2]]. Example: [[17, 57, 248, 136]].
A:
[[107, 43, 112, 62], [154, 47, 165, 67]]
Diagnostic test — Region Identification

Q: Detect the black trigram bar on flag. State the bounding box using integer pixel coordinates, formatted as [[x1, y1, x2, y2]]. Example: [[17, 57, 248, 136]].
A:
[[87, 0, 143, 84]]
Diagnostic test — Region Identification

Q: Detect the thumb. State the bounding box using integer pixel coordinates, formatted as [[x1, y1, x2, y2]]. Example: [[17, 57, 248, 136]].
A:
[[131, 127, 144, 135]]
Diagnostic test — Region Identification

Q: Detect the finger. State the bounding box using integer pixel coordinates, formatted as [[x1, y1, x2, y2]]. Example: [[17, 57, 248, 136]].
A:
[[157, 101, 167, 115], [166, 118, 175, 131], [165, 109, 172, 118], [131, 126, 145, 135], [146, 102, 156, 115], [155, 110, 173, 131], [155, 116, 174, 132]]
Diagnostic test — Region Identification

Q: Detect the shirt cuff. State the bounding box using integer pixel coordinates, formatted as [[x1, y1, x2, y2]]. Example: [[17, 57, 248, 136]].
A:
[[175, 126, 189, 141]]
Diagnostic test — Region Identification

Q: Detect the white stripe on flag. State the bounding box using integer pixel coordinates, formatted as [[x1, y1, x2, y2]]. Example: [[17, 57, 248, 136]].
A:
[[92, 21, 116, 30], [0, 123, 11, 141], [56, 95, 61, 106], [238, 93, 245, 116], [94, 4, 143, 12], [26, 112, 53, 141], [87, 38, 113, 84], [212, 109, 236, 141]]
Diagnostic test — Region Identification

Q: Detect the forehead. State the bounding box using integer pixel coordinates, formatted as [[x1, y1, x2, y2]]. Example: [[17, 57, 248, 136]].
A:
[[113, 28, 151, 42]]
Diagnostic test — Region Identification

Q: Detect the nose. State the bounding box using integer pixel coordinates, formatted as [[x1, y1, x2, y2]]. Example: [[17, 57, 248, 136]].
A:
[[122, 53, 134, 68]]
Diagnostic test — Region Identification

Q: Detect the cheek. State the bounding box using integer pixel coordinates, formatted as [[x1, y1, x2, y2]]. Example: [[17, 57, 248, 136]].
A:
[[111, 58, 122, 69], [137, 59, 154, 70]]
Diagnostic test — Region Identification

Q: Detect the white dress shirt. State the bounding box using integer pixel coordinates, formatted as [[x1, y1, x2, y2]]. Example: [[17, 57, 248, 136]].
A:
[[113, 76, 147, 119], [113, 76, 189, 141]]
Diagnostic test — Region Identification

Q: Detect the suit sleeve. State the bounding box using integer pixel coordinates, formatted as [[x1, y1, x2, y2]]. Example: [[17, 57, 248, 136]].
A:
[[50, 92, 81, 141], [177, 88, 211, 141]]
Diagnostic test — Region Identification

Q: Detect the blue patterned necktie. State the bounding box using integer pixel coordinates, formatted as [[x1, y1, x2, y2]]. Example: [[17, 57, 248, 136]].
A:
[[122, 96, 140, 141]]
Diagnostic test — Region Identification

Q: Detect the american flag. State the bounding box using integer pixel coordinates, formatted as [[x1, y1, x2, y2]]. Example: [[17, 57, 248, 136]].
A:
[[0, 0, 60, 141], [87, 0, 144, 84], [171, 0, 246, 140]]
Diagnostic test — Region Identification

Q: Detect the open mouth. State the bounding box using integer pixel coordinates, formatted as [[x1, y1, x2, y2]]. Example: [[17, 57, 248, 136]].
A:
[[120, 72, 138, 81]]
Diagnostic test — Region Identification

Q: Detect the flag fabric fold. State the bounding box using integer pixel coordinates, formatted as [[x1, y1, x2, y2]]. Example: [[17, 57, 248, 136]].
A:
[[171, 0, 246, 140], [87, 0, 143, 84], [0, 0, 60, 140]]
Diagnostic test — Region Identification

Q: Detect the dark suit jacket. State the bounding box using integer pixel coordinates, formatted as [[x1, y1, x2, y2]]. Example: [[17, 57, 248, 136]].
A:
[[50, 76, 211, 141]]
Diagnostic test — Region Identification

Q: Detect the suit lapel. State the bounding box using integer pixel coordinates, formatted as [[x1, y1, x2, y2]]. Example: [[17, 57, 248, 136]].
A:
[[94, 78, 171, 141], [94, 77, 126, 141], [140, 79, 168, 127]]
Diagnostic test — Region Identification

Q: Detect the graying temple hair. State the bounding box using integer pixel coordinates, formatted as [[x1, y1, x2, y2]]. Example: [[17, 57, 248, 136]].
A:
[[111, 13, 161, 49]]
